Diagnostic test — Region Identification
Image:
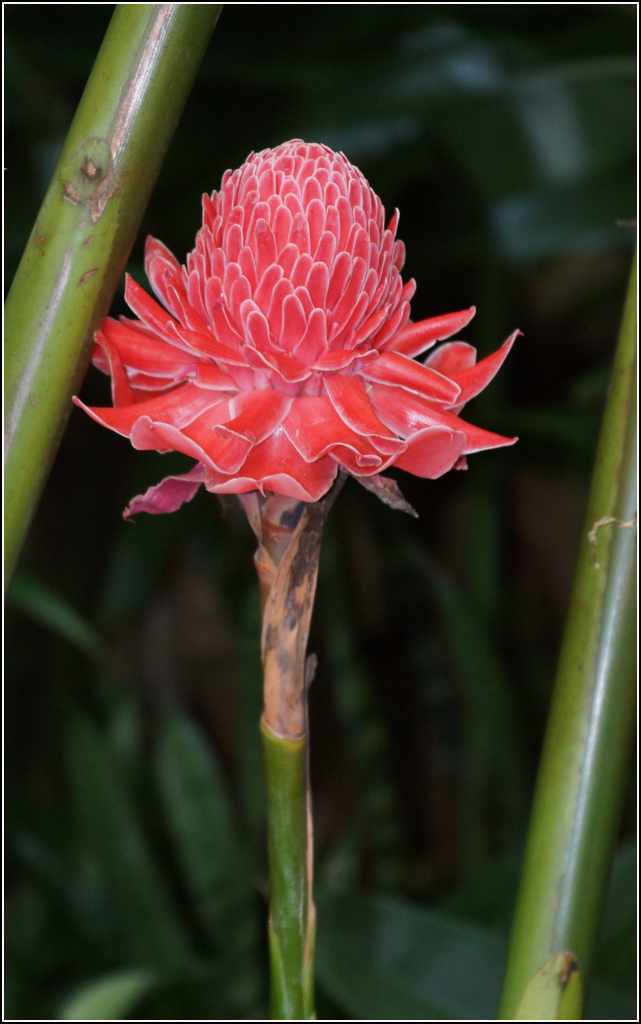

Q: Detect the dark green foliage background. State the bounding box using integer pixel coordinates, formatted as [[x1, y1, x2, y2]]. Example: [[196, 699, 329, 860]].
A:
[[5, 5, 636, 1020]]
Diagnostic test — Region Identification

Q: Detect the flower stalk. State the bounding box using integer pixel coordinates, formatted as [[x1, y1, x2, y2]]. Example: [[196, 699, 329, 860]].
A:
[[497, 249, 637, 1019], [241, 478, 345, 1019]]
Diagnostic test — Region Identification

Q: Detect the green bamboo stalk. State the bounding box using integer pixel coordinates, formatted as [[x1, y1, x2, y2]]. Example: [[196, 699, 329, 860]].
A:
[[497, 248, 637, 1020], [4, 3, 222, 588]]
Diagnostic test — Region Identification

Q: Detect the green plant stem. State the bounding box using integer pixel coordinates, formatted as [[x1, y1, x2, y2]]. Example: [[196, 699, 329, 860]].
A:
[[498, 249, 637, 1020], [261, 724, 315, 1021], [4, 3, 222, 589]]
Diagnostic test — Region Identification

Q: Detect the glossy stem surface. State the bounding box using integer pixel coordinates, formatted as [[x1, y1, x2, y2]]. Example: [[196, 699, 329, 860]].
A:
[[498, 249, 637, 1019], [4, 3, 222, 587]]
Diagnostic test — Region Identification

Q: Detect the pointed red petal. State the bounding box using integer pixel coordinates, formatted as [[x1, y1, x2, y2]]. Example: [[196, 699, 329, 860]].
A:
[[360, 352, 461, 405], [99, 318, 194, 378], [92, 330, 134, 406], [72, 382, 215, 438], [424, 341, 477, 377], [369, 383, 517, 453], [124, 275, 183, 345], [383, 307, 476, 357], [144, 235, 182, 281], [448, 330, 520, 407]]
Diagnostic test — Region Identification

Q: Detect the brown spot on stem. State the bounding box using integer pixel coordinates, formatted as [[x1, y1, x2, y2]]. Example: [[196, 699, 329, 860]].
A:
[[62, 181, 82, 206], [78, 268, 98, 287], [81, 155, 101, 180], [558, 952, 579, 987], [588, 512, 637, 567]]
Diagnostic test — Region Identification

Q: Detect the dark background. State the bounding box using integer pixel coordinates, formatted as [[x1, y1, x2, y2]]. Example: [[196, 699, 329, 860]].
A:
[[5, 5, 636, 1020]]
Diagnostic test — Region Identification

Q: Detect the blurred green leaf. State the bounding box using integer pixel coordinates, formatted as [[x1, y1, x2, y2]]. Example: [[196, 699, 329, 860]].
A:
[[319, 521, 402, 888], [58, 969, 155, 1021], [155, 712, 264, 1012], [7, 573, 103, 659], [62, 705, 193, 968], [488, 172, 635, 261], [407, 546, 529, 832], [316, 890, 506, 1020], [498, 407, 601, 469], [155, 713, 252, 942]]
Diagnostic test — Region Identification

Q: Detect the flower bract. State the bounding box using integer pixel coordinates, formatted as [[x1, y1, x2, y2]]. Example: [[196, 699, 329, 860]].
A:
[[73, 140, 518, 514]]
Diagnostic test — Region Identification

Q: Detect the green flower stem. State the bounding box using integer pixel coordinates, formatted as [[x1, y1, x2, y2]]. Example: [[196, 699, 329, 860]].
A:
[[241, 479, 345, 1019], [498, 249, 637, 1020], [261, 724, 315, 1021], [4, 3, 222, 588]]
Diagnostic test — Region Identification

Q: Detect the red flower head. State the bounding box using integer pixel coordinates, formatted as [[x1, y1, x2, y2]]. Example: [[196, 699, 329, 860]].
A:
[[74, 140, 518, 515]]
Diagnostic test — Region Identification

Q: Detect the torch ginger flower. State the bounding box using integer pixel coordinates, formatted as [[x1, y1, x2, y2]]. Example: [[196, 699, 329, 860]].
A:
[[74, 141, 518, 513]]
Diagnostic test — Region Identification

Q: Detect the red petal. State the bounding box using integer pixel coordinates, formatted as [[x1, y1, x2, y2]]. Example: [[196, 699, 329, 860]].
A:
[[383, 307, 476, 357], [215, 389, 293, 444], [324, 375, 404, 455], [369, 383, 517, 453], [312, 348, 377, 373], [368, 301, 409, 349], [92, 330, 134, 406], [280, 293, 308, 351], [185, 363, 238, 390], [125, 275, 184, 345], [73, 383, 215, 438], [144, 236, 181, 281], [294, 307, 328, 364], [307, 197, 326, 254], [291, 252, 314, 290], [306, 262, 330, 310], [361, 352, 461, 405], [282, 396, 382, 468], [211, 427, 339, 501], [448, 330, 520, 407], [314, 229, 337, 268], [176, 325, 248, 366], [128, 406, 251, 475], [393, 427, 467, 478], [243, 345, 311, 383], [124, 463, 207, 518], [424, 341, 477, 377], [267, 277, 295, 339], [99, 319, 194, 377], [255, 218, 278, 277], [352, 305, 391, 348], [255, 264, 284, 315], [326, 252, 352, 309]]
